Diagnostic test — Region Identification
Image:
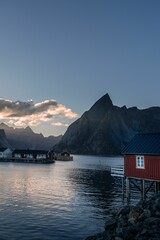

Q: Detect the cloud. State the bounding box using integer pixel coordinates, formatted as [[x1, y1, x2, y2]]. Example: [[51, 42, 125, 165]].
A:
[[0, 98, 79, 128], [52, 122, 70, 127], [0, 99, 58, 117]]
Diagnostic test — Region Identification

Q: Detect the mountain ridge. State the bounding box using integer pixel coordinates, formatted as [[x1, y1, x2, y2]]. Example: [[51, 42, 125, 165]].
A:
[[0, 129, 12, 148], [52, 93, 160, 155], [0, 123, 62, 150]]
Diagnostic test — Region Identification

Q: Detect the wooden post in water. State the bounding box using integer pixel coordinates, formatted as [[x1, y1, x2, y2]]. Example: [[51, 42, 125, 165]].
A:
[[155, 181, 159, 194], [126, 177, 130, 201], [141, 179, 145, 200], [122, 177, 125, 199]]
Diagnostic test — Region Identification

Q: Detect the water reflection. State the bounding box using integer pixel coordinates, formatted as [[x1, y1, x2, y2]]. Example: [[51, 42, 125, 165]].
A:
[[0, 156, 124, 240], [68, 168, 114, 212]]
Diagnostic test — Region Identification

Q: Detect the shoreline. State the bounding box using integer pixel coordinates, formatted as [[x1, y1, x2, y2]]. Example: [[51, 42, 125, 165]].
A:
[[0, 157, 55, 164], [85, 194, 160, 240]]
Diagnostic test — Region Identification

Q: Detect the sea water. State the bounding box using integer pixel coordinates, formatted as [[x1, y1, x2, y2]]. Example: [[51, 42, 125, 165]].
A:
[[0, 155, 125, 240]]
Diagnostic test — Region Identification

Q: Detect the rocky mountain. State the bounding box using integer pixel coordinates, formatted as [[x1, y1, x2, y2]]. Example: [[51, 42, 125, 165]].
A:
[[0, 123, 62, 150], [53, 93, 160, 155], [0, 129, 12, 148]]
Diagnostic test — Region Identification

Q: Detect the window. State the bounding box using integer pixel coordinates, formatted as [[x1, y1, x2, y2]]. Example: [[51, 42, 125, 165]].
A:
[[136, 156, 145, 169]]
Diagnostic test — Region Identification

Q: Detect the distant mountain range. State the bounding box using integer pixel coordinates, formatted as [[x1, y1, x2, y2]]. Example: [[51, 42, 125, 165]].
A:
[[53, 93, 160, 155], [0, 129, 12, 148], [0, 123, 62, 150]]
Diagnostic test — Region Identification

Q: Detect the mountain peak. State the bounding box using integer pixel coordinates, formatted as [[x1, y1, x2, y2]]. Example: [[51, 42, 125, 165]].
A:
[[25, 126, 33, 133], [0, 122, 9, 127], [89, 93, 113, 113], [0, 129, 12, 148], [53, 93, 160, 155], [0, 122, 14, 131], [97, 93, 113, 106]]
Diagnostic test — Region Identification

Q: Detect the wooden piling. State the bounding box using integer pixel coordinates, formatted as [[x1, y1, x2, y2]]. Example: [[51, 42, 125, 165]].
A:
[[122, 177, 125, 199], [155, 181, 159, 194], [126, 177, 130, 201], [141, 179, 145, 200]]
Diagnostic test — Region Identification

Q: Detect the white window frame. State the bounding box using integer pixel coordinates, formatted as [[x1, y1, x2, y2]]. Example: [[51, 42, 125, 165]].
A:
[[136, 155, 145, 169]]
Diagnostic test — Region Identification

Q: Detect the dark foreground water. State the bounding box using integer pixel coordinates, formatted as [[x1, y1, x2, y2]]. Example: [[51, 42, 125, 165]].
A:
[[0, 155, 125, 240]]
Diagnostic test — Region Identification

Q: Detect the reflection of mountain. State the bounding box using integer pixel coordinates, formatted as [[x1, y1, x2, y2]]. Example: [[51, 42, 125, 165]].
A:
[[0, 123, 62, 150], [68, 168, 114, 211]]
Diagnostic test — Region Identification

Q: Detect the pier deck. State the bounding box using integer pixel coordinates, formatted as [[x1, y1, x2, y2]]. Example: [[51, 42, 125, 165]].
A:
[[0, 157, 55, 164]]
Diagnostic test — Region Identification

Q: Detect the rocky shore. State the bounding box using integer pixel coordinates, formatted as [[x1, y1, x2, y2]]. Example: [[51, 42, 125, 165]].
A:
[[86, 194, 160, 240]]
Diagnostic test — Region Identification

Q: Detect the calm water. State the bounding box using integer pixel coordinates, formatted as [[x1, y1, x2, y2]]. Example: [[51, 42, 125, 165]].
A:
[[0, 155, 125, 240]]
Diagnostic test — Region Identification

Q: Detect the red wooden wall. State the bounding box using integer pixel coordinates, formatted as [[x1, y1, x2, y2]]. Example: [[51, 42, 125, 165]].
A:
[[125, 155, 160, 181]]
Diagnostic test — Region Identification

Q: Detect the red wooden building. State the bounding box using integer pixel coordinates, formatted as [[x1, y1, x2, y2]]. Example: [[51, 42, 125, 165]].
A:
[[122, 133, 160, 199], [122, 133, 160, 181]]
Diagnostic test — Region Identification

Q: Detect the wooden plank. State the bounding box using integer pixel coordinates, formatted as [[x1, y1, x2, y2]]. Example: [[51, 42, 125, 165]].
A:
[[111, 165, 124, 177]]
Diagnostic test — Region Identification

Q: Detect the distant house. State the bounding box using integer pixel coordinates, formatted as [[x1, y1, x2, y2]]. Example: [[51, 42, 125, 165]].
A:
[[122, 133, 160, 181], [12, 149, 49, 160], [54, 151, 73, 161], [0, 148, 12, 158]]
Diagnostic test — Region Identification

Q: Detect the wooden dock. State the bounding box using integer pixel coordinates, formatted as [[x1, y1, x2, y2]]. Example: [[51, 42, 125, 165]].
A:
[[0, 157, 55, 164], [111, 165, 125, 199]]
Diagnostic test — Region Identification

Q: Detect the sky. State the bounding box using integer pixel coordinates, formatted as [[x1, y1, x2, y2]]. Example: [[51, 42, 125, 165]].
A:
[[0, 0, 160, 136]]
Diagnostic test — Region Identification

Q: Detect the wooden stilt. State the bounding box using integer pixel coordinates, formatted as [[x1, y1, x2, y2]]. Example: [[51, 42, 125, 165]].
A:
[[126, 177, 130, 201], [155, 181, 159, 194], [141, 179, 143, 198], [145, 181, 154, 195], [111, 166, 160, 201], [141, 179, 145, 200], [130, 179, 141, 192], [122, 177, 125, 199]]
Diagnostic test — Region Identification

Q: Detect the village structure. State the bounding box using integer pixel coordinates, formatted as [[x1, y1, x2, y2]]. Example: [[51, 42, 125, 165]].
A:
[[0, 147, 12, 158], [0, 148, 73, 163], [0, 148, 55, 163], [111, 133, 160, 200]]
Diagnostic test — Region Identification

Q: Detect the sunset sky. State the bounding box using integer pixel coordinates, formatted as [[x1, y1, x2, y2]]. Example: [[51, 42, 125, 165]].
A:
[[0, 0, 160, 136]]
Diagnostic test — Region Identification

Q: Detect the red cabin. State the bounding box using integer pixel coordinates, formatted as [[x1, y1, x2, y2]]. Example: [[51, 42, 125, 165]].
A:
[[122, 133, 160, 181]]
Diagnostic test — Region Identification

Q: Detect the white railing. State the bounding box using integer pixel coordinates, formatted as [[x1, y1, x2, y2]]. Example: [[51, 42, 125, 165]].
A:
[[111, 165, 124, 177]]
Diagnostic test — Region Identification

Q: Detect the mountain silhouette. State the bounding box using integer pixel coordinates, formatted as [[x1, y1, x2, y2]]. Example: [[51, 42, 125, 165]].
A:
[[0, 129, 12, 148], [53, 93, 160, 155], [0, 123, 62, 150]]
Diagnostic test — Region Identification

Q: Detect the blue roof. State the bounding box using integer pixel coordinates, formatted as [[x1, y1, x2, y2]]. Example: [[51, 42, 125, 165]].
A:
[[122, 133, 160, 155]]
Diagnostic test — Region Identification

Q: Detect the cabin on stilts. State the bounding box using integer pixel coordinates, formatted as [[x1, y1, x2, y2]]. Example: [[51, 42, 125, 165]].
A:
[[111, 133, 160, 200]]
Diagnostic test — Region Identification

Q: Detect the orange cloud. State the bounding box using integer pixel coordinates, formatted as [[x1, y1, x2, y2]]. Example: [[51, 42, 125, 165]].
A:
[[0, 98, 79, 128], [52, 122, 70, 127]]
